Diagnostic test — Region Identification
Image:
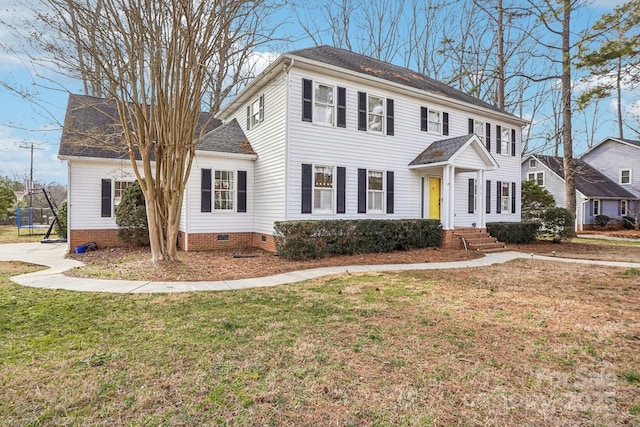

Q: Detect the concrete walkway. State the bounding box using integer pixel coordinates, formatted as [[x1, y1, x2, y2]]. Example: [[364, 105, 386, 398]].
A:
[[1, 242, 640, 294]]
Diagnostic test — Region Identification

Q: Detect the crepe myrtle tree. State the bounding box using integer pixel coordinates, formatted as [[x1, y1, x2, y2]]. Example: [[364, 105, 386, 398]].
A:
[[24, 0, 280, 261]]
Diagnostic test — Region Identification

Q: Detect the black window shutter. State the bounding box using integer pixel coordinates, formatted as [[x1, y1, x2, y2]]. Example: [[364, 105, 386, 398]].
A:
[[486, 123, 491, 151], [485, 180, 491, 214], [511, 182, 516, 213], [201, 169, 211, 213], [468, 178, 475, 214], [496, 181, 502, 213], [386, 99, 394, 136], [468, 118, 474, 134], [443, 112, 449, 136], [358, 92, 367, 131], [237, 170, 247, 213], [421, 107, 428, 132], [386, 171, 394, 214], [358, 168, 367, 213], [302, 79, 312, 122], [511, 128, 516, 157], [496, 125, 502, 154], [301, 164, 312, 214], [337, 166, 346, 214], [246, 106, 251, 130], [101, 179, 112, 217], [337, 87, 346, 128]]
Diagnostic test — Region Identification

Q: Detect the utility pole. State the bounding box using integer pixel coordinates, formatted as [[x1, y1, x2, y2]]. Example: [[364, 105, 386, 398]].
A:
[[19, 142, 44, 210]]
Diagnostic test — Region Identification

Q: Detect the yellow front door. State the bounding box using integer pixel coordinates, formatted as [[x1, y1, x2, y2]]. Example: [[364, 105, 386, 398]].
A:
[[429, 177, 441, 220]]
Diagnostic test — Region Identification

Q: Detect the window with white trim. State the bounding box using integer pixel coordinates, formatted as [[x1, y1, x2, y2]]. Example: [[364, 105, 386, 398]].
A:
[[214, 170, 235, 211], [501, 182, 511, 213], [474, 120, 485, 143], [367, 170, 384, 212], [113, 180, 133, 214], [248, 94, 264, 129], [593, 199, 601, 216], [314, 83, 334, 125], [620, 169, 631, 185], [428, 109, 442, 134], [529, 158, 537, 168], [527, 171, 544, 187], [501, 127, 511, 155], [621, 200, 628, 216], [368, 95, 385, 133], [314, 166, 334, 212]]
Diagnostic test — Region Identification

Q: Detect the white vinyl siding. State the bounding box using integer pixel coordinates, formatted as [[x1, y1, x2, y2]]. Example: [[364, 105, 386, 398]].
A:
[[581, 138, 640, 199]]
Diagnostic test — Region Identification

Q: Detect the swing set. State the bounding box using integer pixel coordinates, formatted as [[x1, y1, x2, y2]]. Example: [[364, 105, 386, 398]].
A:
[[16, 188, 67, 243]]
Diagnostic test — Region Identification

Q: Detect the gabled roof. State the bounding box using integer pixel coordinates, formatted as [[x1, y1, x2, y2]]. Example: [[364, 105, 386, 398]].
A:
[[580, 136, 640, 158], [290, 45, 513, 118], [532, 154, 637, 199], [197, 119, 255, 156], [58, 94, 252, 160], [409, 134, 498, 170]]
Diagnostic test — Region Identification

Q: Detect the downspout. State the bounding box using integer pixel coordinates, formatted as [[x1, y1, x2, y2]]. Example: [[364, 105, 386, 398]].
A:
[[284, 58, 294, 221], [67, 161, 71, 252], [579, 197, 589, 232]]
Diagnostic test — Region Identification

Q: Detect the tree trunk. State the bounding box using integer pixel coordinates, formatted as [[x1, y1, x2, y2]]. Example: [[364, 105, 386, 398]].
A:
[[496, 0, 505, 110], [562, 0, 576, 231]]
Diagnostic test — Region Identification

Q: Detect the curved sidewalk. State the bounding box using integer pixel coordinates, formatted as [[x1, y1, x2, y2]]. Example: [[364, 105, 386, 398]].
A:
[[1, 242, 640, 294]]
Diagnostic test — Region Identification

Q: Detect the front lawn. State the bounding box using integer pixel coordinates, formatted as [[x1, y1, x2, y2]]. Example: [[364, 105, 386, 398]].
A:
[[1, 259, 639, 426]]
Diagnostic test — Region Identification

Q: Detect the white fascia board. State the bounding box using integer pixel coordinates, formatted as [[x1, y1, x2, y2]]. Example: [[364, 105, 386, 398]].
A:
[[194, 151, 258, 161]]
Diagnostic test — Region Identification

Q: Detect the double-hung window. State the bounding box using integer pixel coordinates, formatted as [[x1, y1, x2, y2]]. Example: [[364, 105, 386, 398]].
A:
[[428, 109, 442, 134], [593, 199, 601, 216], [247, 95, 264, 130], [214, 170, 235, 211], [621, 200, 628, 216], [367, 170, 384, 212], [620, 169, 631, 185], [474, 120, 485, 143], [501, 182, 511, 213], [113, 180, 133, 214], [314, 166, 334, 213], [501, 127, 511, 155], [368, 95, 385, 133], [314, 83, 334, 125], [528, 171, 544, 186]]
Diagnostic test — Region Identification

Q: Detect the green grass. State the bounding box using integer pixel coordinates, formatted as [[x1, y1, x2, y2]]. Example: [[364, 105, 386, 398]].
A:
[[1, 260, 639, 426], [0, 226, 51, 243], [573, 236, 640, 247]]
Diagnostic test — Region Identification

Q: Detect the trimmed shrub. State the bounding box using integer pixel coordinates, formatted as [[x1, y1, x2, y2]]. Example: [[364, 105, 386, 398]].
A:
[[486, 222, 539, 244], [541, 207, 575, 242], [274, 219, 442, 260], [595, 214, 609, 228], [54, 200, 68, 238], [115, 180, 149, 246]]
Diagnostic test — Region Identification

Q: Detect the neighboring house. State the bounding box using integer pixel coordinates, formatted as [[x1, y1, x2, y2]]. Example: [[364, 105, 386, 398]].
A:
[[581, 137, 640, 199], [521, 154, 637, 230], [59, 45, 527, 252]]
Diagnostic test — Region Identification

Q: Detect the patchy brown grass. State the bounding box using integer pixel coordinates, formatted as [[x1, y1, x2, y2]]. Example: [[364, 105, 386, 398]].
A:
[[1, 260, 639, 426]]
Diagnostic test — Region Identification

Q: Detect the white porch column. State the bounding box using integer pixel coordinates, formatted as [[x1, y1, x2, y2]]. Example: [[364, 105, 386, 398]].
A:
[[448, 165, 456, 229], [441, 165, 451, 229], [477, 169, 486, 228]]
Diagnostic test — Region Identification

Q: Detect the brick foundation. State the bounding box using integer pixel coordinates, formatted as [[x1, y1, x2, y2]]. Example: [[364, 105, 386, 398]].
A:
[[70, 229, 122, 251], [441, 229, 463, 250]]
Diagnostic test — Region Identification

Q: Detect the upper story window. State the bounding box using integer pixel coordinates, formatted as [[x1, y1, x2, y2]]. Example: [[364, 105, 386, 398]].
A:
[[314, 166, 334, 213], [358, 91, 394, 135], [529, 158, 537, 168], [620, 169, 631, 185], [303, 79, 346, 127], [501, 127, 511, 155], [428, 109, 442, 134], [367, 170, 384, 212], [368, 95, 385, 133], [422, 107, 449, 135], [474, 120, 485, 143], [528, 171, 544, 187], [314, 83, 334, 125], [247, 94, 264, 130]]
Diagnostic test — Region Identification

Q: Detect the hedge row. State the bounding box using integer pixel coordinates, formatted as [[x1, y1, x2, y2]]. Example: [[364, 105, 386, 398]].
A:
[[486, 221, 539, 244], [274, 219, 442, 260]]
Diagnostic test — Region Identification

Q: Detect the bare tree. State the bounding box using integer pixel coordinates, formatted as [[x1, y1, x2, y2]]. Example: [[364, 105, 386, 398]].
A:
[[23, 0, 283, 261]]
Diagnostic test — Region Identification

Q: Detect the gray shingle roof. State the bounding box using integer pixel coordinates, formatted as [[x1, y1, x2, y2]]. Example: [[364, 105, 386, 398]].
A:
[[58, 93, 232, 160], [619, 138, 640, 148], [409, 135, 473, 166], [289, 45, 515, 118], [535, 154, 637, 199], [198, 119, 255, 155]]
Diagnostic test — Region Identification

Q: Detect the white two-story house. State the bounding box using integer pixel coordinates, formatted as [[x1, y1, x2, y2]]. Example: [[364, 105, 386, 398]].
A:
[[59, 45, 527, 251]]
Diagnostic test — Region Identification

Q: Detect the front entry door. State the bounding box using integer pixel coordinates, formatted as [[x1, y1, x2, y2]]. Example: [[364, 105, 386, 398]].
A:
[[429, 177, 441, 220]]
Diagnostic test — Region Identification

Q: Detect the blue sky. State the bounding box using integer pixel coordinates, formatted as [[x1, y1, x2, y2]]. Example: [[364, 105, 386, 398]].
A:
[[0, 0, 631, 186]]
